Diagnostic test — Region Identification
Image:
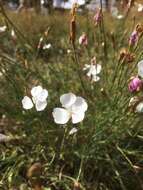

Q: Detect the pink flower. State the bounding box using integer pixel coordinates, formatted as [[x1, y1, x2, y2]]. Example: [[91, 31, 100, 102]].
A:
[[93, 9, 102, 25], [128, 77, 142, 92], [129, 31, 138, 46], [79, 33, 88, 46]]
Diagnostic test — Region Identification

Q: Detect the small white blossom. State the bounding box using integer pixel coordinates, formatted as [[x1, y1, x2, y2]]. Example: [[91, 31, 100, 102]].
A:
[[11, 29, 16, 40], [22, 96, 34, 110], [136, 102, 143, 113], [117, 15, 124, 19], [137, 4, 143, 12], [0, 26, 7, 33], [83, 63, 101, 82], [69, 127, 78, 135], [52, 93, 88, 124], [111, 7, 123, 19], [138, 60, 143, 78], [67, 49, 72, 54], [22, 85, 48, 111], [43, 43, 52, 50]]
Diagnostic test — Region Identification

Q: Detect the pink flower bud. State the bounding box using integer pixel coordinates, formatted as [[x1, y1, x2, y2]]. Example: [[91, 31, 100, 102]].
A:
[[79, 33, 88, 46], [128, 77, 142, 92], [129, 31, 138, 46], [93, 9, 102, 25]]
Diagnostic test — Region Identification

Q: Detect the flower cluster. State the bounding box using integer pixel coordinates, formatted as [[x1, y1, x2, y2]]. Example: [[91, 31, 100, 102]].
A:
[[129, 60, 143, 112], [53, 93, 88, 124], [22, 86, 48, 111], [83, 57, 102, 82], [22, 88, 88, 125]]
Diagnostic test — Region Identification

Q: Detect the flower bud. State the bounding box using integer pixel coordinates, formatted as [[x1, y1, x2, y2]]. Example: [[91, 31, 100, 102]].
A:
[[128, 77, 143, 92], [93, 9, 102, 25], [79, 33, 88, 46], [129, 30, 138, 46]]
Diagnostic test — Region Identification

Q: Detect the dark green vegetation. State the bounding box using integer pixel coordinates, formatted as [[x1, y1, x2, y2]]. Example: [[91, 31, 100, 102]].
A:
[[0, 5, 143, 190]]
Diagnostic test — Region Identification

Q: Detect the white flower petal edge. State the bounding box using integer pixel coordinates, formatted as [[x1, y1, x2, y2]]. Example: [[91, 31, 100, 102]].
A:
[[72, 111, 85, 124], [36, 89, 48, 102], [92, 75, 100, 82], [35, 100, 47, 111], [69, 127, 78, 135], [0, 26, 7, 33], [52, 108, 70, 124], [31, 86, 43, 98], [83, 64, 90, 71], [136, 102, 143, 113], [60, 93, 76, 108], [72, 97, 88, 112], [138, 60, 143, 78], [22, 96, 33, 110], [91, 64, 102, 75]]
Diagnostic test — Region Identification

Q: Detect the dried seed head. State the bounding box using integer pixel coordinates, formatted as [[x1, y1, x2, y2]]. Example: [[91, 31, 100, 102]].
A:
[[73, 181, 81, 190], [136, 23, 143, 33], [70, 3, 78, 45], [70, 16, 76, 45], [119, 48, 135, 63], [27, 162, 42, 178]]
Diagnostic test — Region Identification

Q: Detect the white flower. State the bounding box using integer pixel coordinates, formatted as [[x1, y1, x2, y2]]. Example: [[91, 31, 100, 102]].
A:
[[52, 93, 88, 124], [41, 0, 45, 5], [137, 4, 143, 12], [43, 43, 52, 50], [22, 85, 48, 111], [117, 15, 124, 19], [67, 49, 72, 54], [69, 127, 78, 135], [138, 60, 143, 78], [136, 102, 143, 113], [11, 29, 16, 39], [83, 63, 101, 82], [0, 26, 7, 33], [22, 96, 34, 110]]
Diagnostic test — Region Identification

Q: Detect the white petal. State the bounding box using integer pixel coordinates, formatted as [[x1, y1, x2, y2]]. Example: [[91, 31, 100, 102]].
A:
[[31, 86, 43, 98], [117, 15, 124, 19], [43, 43, 52, 49], [22, 96, 33, 110], [92, 75, 100, 82], [0, 26, 7, 33], [52, 108, 70, 124], [72, 97, 88, 112], [36, 89, 48, 102], [72, 111, 85, 124], [35, 100, 47, 111], [60, 93, 76, 108], [136, 102, 143, 113], [69, 127, 78, 135], [87, 70, 92, 77], [92, 64, 102, 75], [83, 64, 90, 71], [138, 60, 143, 78]]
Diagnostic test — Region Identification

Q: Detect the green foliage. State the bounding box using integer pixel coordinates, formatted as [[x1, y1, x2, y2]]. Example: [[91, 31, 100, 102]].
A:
[[0, 6, 143, 190]]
